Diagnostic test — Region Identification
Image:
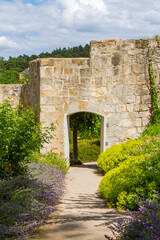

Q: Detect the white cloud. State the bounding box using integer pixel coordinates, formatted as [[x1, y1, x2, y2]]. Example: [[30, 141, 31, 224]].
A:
[[0, 0, 160, 58], [0, 36, 18, 49], [57, 0, 109, 30]]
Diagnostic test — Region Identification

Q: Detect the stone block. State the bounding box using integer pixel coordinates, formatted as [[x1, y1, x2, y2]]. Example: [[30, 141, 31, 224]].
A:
[[124, 85, 135, 96], [120, 119, 133, 128], [69, 89, 78, 96], [40, 105, 56, 113], [135, 118, 142, 127], [40, 67, 53, 78], [142, 118, 149, 126], [137, 127, 145, 133], [92, 68, 102, 76], [40, 59, 54, 67], [69, 75, 79, 84], [131, 63, 139, 74], [134, 104, 141, 112], [54, 59, 70, 68], [72, 58, 89, 66], [95, 77, 103, 86], [126, 104, 133, 112], [135, 86, 149, 96], [80, 68, 91, 77], [116, 104, 126, 112], [105, 105, 115, 112], [125, 128, 137, 138], [41, 84, 54, 91], [80, 78, 91, 85], [54, 82, 63, 91], [64, 68, 73, 75], [54, 67, 63, 74], [135, 96, 141, 104], [122, 65, 131, 75], [125, 75, 137, 84], [41, 91, 58, 96], [61, 90, 69, 97], [125, 95, 136, 103], [141, 95, 151, 104]]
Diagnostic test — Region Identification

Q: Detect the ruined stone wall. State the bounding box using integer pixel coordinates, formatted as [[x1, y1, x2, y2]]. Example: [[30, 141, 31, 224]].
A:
[[1, 39, 160, 158], [30, 39, 160, 157], [0, 84, 24, 107]]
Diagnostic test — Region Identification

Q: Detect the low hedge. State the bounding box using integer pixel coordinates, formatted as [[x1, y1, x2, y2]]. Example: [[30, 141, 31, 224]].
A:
[[98, 124, 160, 210]]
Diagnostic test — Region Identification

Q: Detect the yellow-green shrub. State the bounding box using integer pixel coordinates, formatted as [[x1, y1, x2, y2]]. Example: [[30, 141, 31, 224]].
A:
[[97, 139, 141, 172], [97, 135, 160, 173], [99, 152, 160, 210]]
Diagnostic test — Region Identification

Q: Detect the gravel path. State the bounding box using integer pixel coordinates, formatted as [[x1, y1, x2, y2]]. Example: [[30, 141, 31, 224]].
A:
[[32, 162, 126, 240]]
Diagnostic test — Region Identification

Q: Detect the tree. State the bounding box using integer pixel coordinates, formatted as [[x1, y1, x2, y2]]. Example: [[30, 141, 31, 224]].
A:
[[0, 69, 20, 84], [70, 112, 101, 162]]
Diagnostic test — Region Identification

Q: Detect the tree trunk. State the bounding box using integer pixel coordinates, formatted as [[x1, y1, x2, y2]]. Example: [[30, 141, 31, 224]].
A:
[[73, 125, 78, 162]]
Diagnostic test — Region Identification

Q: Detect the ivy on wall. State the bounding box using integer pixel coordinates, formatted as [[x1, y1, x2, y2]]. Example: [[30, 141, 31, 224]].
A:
[[148, 48, 160, 124]]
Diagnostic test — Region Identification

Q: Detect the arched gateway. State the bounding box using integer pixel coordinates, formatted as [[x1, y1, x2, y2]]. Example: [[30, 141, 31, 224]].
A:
[[27, 39, 160, 159]]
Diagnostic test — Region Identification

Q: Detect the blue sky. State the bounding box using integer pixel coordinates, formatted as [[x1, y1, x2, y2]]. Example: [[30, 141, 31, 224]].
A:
[[0, 0, 160, 59]]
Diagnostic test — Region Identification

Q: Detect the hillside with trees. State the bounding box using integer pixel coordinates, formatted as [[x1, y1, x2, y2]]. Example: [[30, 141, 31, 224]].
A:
[[0, 44, 90, 84]]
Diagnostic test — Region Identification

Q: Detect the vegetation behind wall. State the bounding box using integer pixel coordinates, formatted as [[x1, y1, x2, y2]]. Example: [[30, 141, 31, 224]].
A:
[[0, 44, 90, 84]]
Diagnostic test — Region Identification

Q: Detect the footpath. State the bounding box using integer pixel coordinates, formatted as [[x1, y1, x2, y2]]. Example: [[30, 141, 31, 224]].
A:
[[32, 162, 126, 240]]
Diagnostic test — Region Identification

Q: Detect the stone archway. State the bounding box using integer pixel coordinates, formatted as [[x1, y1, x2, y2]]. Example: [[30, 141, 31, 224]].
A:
[[28, 39, 160, 158], [64, 109, 106, 160]]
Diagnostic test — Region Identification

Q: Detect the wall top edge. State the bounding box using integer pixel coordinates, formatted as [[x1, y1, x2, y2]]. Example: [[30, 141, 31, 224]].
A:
[[30, 57, 90, 63], [0, 84, 25, 86], [90, 38, 160, 43], [29, 39, 160, 65]]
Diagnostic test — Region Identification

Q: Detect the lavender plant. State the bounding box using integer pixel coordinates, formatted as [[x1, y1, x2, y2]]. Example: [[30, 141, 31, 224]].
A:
[[105, 195, 160, 240], [0, 162, 65, 239]]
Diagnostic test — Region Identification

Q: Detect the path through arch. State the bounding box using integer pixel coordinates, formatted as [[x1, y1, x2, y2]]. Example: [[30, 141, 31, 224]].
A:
[[32, 162, 127, 240]]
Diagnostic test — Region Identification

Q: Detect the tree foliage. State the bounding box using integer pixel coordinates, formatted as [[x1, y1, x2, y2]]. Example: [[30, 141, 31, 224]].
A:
[[0, 101, 56, 179]]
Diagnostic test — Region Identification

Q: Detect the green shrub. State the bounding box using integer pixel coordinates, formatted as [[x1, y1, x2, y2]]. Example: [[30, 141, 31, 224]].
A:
[[142, 122, 160, 136], [0, 101, 55, 178], [97, 139, 140, 172], [97, 134, 160, 173], [29, 151, 69, 172], [98, 134, 160, 210]]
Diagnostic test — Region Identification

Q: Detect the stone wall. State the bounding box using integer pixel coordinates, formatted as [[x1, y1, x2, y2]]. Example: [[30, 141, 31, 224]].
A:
[[1, 39, 160, 159], [0, 84, 24, 107], [28, 39, 160, 158]]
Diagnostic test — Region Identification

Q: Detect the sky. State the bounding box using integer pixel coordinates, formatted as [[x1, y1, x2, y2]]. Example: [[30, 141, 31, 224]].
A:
[[0, 0, 160, 59]]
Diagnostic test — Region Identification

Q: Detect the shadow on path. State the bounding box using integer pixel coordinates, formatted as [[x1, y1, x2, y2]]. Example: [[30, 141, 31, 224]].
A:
[[32, 162, 127, 240]]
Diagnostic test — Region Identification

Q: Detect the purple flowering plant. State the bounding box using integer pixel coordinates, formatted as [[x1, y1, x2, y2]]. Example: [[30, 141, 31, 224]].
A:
[[105, 194, 160, 240], [0, 162, 66, 239]]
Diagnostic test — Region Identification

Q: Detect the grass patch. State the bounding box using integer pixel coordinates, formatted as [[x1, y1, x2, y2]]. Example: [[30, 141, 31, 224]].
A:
[[70, 138, 100, 163]]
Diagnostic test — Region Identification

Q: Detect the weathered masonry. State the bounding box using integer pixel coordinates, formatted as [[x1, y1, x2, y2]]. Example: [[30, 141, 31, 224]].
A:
[[0, 39, 160, 158]]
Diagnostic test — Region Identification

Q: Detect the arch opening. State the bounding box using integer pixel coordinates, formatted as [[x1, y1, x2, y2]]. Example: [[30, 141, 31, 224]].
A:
[[64, 111, 106, 163]]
